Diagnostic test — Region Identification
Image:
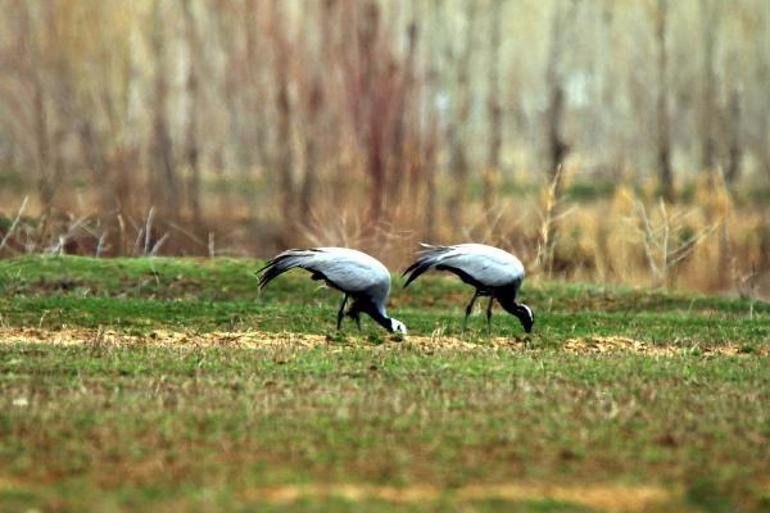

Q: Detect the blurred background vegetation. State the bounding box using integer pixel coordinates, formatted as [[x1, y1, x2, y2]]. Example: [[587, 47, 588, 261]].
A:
[[0, 0, 768, 295]]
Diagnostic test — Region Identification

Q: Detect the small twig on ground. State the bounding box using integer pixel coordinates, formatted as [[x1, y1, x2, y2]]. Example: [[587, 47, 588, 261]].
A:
[[116, 213, 127, 255], [165, 220, 207, 248], [0, 195, 29, 254], [46, 214, 92, 256], [149, 233, 169, 257], [144, 207, 155, 255], [133, 228, 145, 256], [96, 231, 108, 257]]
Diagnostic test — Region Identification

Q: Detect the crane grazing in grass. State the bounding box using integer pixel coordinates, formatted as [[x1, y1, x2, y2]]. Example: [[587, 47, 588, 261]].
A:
[[258, 248, 407, 335], [403, 243, 534, 334]]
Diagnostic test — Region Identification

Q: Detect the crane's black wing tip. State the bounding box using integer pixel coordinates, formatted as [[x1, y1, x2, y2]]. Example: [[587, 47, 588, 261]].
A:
[[256, 248, 320, 290], [255, 257, 285, 290], [402, 254, 431, 286], [401, 259, 421, 277], [402, 259, 436, 288]]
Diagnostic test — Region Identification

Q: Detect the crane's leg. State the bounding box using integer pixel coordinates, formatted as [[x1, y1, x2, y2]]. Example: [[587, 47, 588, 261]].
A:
[[336, 294, 349, 330], [486, 297, 495, 335], [462, 290, 480, 333], [345, 300, 362, 331]]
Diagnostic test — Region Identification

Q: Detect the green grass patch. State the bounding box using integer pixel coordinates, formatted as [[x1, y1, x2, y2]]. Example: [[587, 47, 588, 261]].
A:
[[0, 256, 767, 346], [1, 256, 769, 512], [2, 344, 769, 511]]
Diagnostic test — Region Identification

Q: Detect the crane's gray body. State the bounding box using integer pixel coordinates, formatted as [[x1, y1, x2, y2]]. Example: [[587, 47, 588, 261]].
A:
[[404, 243, 525, 294], [258, 247, 405, 334], [403, 243, 533, 333]]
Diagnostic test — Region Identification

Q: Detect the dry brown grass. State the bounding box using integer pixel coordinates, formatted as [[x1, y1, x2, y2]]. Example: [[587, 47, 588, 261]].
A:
[[2, 327, 766, 356], [536, 175, 769, 295], [1, 168, 768, 297], [247, 482, 676, 512]]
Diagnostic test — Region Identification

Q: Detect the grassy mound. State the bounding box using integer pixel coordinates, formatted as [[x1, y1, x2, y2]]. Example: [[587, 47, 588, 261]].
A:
[[0, 256, 768, 512]]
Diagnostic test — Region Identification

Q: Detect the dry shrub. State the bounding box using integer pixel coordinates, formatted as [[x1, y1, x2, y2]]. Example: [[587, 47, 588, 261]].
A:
[[525, 172, 768, 294], [1, 169, 768, 297]]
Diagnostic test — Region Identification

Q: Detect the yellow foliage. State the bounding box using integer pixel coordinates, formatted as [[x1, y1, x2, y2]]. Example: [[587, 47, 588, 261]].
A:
[[611, 184, 636, 217]]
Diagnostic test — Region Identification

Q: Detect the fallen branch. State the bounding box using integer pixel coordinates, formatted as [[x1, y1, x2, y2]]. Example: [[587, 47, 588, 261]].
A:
[[0, 195, 29, 254]]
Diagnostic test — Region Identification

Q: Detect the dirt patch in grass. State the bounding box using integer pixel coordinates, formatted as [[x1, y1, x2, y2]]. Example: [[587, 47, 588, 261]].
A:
[[0, 327, 765, 356], [0, 478, 678, 512], [249, 482, 675, 512], [562, 335, 765, 356]]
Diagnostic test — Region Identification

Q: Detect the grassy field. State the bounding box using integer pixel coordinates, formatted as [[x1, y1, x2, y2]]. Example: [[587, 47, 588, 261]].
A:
[[1, 256, 769, 512]]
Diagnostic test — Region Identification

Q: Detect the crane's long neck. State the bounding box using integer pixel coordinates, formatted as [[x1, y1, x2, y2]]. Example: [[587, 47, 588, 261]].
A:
[[361, 303, 393, 332], [498, 297, 524, 318], [498, 297, 532, 330]]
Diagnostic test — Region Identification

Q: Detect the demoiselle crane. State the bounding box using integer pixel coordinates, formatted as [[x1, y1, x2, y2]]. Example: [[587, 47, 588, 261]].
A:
[[403, 243, 534, 333], [257, 247, 407, 335]]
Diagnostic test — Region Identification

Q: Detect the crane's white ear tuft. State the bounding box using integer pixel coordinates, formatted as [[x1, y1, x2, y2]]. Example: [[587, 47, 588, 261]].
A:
[[518, 303, 534, 333], [390, 318, 408, 335]]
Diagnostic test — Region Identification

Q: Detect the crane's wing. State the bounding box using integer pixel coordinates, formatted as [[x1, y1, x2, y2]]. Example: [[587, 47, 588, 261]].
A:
[[403, 243, 524, 288], [258, 247, 389, 296], [310, 248, 389, 293]]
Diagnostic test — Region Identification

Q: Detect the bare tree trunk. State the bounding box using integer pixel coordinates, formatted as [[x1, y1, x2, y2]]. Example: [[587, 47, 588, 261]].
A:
[[655, 0, 674, 201], [78, 119, 111, 212], [753, 39, 770, 183], [183, 0, 203, 227], [447, 0, 477, 231], [484, 0, 503, 216], [299, 1, 338, 228], [243, 0, 269, 221], [421, 2, 440, 242], [598, 4, 617, 171], [149, 3, 179, 221], [545, 1, 576, 197], [211, 6, 240, 218], [386, 19, 418, 203], [276, 68, 295, 225], [546, 84, 568, 189], [271, 3, 295, 227], [300, 78, 322, 227], [424, 129, 438, 241], [17, 2, 57, 214], [369, 156, 387, 230], [539, 0, 581, 276], [32, 76, 55, 211], [362, 1, 387, 228], [699, 0, 718, 173], [725, 88, 743, 184]]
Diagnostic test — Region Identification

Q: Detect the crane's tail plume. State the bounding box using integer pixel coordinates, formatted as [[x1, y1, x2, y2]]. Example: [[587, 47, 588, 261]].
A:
[[257, 249, 321, 289], [402, 243, 453, 288]]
